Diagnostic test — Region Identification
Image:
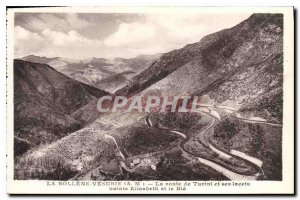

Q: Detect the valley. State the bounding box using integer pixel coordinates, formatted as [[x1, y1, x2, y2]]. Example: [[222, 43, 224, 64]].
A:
[[14, 13, 283, 181], [21, 54, 160, 93]]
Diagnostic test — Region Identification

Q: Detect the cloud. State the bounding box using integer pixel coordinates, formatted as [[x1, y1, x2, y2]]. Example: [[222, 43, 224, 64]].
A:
[[14, 26, 104, 59], [103, 13, 251, 56], [41, 29, 98, 46], [20, 13, 90, 32], [65, 13, 91, 29], [14, 13, 251, 59], [14, 26, 46, 57], [104, 22, 157, 47]]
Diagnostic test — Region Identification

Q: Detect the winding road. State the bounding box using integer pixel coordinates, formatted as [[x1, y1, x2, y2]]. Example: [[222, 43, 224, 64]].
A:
[[197, 103, 283, 127], [145, 105, 281, 180], [97, 104, 281, 180]]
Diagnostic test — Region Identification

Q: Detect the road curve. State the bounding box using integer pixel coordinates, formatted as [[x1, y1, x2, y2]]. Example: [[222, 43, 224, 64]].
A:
[[145, 107, 264, 180], [194, 104, 282, 127]]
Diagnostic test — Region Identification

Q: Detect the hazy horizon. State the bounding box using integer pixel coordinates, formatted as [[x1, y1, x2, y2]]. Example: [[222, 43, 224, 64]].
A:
[[17, 52, 163, 60]]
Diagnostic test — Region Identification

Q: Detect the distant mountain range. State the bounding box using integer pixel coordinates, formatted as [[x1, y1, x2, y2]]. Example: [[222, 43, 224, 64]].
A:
[[21, 54, 160, 93]]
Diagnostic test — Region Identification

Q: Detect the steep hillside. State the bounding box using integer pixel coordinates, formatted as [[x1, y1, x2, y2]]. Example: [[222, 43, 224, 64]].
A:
[[95, 71, 135, 93], [14, 59, 109, 150], [72, 14, 283, 126], [118, 14, 283, 121]]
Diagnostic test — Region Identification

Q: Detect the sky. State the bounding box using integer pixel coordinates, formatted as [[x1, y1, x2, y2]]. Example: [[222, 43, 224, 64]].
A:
[[14, 12, 251, 59]]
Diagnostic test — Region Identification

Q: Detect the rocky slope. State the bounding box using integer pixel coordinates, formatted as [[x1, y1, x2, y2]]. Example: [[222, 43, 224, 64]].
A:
[[68, 13, 284, 130], [117, 14, 283, 122], [14, 59, 109, 151]]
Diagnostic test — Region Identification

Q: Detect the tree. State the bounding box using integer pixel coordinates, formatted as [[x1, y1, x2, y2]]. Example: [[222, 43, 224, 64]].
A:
[[214, 118, 239, 139], [249, 124, 263, 151]]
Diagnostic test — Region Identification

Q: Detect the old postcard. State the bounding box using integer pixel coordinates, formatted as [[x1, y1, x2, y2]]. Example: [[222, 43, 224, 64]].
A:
[[6, 7, 294, 194]]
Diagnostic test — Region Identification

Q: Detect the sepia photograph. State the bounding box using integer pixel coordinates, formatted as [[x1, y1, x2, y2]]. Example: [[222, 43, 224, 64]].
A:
[[6, 6, 294, 194]]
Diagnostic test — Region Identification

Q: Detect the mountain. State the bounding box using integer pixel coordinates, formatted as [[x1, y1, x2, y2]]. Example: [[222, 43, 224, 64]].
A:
[[69, 14, 284, 126], [117, 14, 283, 122], [20, 54, 160, 93], [21, 55, 59, 64], [15, 14, 284, 180], [14, 59, 109, 153]]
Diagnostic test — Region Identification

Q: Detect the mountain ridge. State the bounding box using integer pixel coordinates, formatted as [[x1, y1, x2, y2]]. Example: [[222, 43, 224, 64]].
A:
[[117, 14, 283, 121], [66, 13, 283, 126], [14, 59, 109, 153]]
